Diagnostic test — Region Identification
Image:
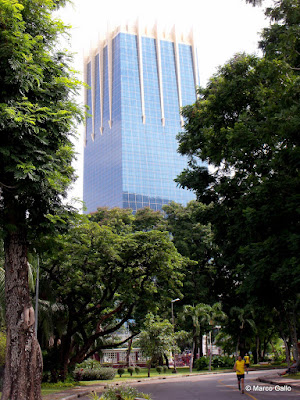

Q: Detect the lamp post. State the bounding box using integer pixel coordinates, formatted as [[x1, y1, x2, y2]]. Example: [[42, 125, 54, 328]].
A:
[[171, 298, 180, 373]]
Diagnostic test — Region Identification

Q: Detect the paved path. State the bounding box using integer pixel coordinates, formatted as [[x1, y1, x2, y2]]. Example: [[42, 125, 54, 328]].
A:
[[43, 369, 300, 400]]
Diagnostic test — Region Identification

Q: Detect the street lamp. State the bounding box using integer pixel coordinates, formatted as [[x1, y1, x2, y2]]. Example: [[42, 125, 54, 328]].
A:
[[171, 298, 180, 373]]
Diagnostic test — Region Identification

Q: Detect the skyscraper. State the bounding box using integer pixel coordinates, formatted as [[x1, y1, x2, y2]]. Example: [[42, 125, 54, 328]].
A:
[[83, 22, 199, 213]]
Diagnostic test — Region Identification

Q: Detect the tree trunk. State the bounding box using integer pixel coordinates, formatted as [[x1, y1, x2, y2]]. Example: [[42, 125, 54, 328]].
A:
[[190, 339, 195, 373], [289, 311, 299, 362], [256, 335, 260, 363], [193, 336, 198, 365], [2, 232, 42, 400], [164, 354, 169, 368], [126, 338, 133, 367], [282, 336, 291, 366], [199, 334, 203, 357], [235, 335, 240, 358]]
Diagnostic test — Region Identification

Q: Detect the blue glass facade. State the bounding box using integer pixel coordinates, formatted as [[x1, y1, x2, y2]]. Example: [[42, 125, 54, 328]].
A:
[[84, 30, 198, 213]]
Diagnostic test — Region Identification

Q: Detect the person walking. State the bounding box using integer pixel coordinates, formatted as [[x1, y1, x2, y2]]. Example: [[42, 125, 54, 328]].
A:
[[234, 355, 248, 394], [244, 353, 250, 374]]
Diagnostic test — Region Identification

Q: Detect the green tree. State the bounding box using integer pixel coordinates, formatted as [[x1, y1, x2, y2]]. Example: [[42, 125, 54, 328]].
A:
[[40, 217, 184, 379], [176, 0, 300, 362], [0, 0, 82, 397], [163, 201, 216, 306], [139, 313, 175, 377], [182, 303, 210, 371], [205, 303, 227, 370]]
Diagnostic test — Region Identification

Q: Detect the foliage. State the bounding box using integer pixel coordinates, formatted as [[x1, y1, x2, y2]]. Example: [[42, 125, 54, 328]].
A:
[[127, 367, 134, 376], [117, 368, 125, 378], [211, 356, 235, 369], [163, 201, 216, 306], [39, 212, 184, 378], [194, 357, 209, 370], [0, 331, 6, 366], [74, 367, 116, 381], [97, 385, 152, 400], [75, 359, 102, 370], [155, 366, 163, 374], [0, 0, 83, 397], [134, 366, 141, 375], [0, 0, 83, 237], [176, 0, 300, 360], [139, 313, 176, 376]]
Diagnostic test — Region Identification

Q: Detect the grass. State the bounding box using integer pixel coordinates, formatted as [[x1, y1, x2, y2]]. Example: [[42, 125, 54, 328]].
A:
[[287, 372, 300, 380]]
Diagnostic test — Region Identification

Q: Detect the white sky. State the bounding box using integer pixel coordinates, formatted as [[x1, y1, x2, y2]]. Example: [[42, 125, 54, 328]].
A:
[[57, 0, 271, 206]]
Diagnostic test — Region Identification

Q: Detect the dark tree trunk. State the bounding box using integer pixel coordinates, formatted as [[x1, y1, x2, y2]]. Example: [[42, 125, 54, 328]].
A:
[[2, 232, 42, 400], [289, 311, 299, 362], [164, 354, 169, 368], [193, 336, 198, 366]]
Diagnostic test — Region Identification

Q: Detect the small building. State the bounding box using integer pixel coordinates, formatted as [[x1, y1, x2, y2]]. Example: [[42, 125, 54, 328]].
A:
[[100, 348, 148, 367]]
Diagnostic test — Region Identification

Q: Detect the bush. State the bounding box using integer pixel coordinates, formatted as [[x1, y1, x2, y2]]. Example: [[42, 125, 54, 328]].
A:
[[163, 366, 168, 373], [221, 356, 235, 368], [73, 367, 115, 381], [195, 356, 209, 371], [99, 385, 152, 399], [75, 359, 101, 370], [127, 367, 134, 376], [117, 367, 125, 377], [156, 366, 163, 374], [135, 366, 141, 374]]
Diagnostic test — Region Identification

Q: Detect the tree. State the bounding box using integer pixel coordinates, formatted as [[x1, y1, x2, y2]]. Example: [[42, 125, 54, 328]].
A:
[[163, 201, 216, 306], [176, 0, 300, 362], [0, 0, 82, 398], [138, 313, 175, 377], [40, 216, 184, 379], [205, 303, 227, 370], [182, 303, 210, 371]]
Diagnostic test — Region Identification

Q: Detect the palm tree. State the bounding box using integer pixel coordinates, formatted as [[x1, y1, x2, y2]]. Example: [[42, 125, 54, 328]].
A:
[[206, 302, 227, 371], [182, 303, 211, 372], [230, 306, 256, 358]]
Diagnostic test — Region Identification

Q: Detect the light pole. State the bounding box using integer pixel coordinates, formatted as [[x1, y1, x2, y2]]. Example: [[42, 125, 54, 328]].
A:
[[171, 298, 180, 373]]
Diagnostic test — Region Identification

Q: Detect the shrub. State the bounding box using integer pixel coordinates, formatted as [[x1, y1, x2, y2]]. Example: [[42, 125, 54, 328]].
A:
[[76, 359, 101, 370], [156, 366, 163, 374], [212, 357, 221, 369], [127, 367, 134, 376], [195, 356, 209, 371], [135, 366, 141, 374], [73, 367, 115, 381], [117, 367, 125, 377], [221, 356, 235, 368], [99, 385, 152, 399], [163, 366, 168, 373]]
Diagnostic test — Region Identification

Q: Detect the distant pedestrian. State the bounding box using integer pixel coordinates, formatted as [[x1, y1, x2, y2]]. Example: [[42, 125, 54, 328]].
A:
[[234, 355, 248, 394], [244, 353, 250, 374]]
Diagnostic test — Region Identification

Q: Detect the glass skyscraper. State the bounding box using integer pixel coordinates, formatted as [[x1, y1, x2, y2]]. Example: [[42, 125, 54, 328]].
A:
[[83, 22, 199, 213]]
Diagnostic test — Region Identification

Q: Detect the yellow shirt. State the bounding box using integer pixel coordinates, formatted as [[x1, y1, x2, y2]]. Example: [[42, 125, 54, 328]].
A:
[[236, 359, 245, 375], [244, 356, 250, 364]]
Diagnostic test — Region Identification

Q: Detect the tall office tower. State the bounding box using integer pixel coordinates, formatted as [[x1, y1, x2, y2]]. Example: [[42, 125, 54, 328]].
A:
[[83, 22, 199, 213]]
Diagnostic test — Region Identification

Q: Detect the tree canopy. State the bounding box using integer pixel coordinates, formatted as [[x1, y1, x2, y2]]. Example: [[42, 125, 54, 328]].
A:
[[0, 0, 82, 397], [39, 211, 184, 379], [176, 0, 300, 360]]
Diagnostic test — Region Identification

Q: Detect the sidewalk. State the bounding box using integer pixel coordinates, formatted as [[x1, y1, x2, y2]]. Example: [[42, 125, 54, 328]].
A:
[[258, 373, 300, 391]]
